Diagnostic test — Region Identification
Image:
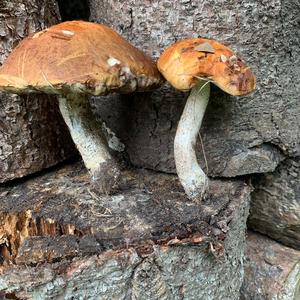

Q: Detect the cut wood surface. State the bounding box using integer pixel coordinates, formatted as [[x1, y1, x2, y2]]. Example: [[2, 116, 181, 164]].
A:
[[0, 0, 76, 183], [249, 157, 300, 250], [0, 162, 250, 299], [89, 0, 300, 177], [241, 231, 300, 300]]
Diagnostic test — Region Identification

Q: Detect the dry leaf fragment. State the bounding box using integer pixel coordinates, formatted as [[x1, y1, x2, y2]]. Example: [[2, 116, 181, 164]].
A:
[[194, 42, 215, 53]]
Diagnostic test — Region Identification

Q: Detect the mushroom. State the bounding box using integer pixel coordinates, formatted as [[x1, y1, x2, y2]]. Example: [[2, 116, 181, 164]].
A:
[[0, 21, 162, 193], [157, 38, 256, 201]]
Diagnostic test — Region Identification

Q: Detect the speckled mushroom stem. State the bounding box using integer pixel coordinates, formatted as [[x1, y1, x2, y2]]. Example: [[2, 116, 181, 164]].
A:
[[58, 94, 121, 194], [174, 80, 210, 201]]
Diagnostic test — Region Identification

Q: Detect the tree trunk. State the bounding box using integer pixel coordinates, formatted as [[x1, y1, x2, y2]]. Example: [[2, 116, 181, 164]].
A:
[[0, 0, 76, 183], [241, 231, 300, 300], [248, 157, 300, 250], [0, 161, 250, 299], [89, 0, 299, 177]]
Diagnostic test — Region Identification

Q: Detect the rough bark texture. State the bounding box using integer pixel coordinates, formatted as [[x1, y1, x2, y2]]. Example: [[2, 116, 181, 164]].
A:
[[248, 157, 300, 250], [0, 162, 250, 299], [241, 231, 300, 300], [89, 0, 300, 177], [0, 0, 76, 183]]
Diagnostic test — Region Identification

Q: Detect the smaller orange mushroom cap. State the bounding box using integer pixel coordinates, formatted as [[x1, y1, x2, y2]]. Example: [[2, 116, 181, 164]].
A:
[[157, 38, 256, 96]]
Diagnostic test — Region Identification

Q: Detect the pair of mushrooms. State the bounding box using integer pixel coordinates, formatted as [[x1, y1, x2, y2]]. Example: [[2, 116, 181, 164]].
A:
[[0, 21, 255, 200]]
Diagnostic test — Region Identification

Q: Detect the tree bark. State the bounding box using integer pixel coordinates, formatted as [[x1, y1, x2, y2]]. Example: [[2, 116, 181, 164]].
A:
[[241, 231, 300, 300], [0, 0, 76, 183], [0, 161, 250, 299], [248, 157, 300, 250], [89, 0, 300, 177]]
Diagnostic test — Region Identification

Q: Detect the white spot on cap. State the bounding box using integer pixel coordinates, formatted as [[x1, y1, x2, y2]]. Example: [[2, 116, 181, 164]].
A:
[[32, 30, 46, 39], [121, 66, 131, 74], [107, 57, 121, 67], [229, 55, 237, 65], [61, 30, 75, 37], [220, 54, 227, 63]]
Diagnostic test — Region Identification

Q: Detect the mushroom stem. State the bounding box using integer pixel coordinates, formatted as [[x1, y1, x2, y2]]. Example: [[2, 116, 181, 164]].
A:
[[174, 80, 210, 200], [58, 94, 121, 193]]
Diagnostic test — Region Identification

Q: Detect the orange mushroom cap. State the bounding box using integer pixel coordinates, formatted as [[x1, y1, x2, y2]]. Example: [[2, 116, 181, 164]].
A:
[[157, 38, 256, 96], [0, 21, 162, 95]]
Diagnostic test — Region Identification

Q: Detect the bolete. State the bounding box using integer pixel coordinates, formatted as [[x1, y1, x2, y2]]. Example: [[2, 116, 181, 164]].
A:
[[0, 21, 162, 193], [157, 38, 256, 200]]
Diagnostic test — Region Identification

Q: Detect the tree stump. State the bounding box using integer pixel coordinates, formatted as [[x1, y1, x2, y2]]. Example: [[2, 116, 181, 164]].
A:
[[0, 162, 250, 299], [241, 231, 300, 300], [0, 0, 76, 183], [248, 157, 300, 250], [89, 0, 300, 177]]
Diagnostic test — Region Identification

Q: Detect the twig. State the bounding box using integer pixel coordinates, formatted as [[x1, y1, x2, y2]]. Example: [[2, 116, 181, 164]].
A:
[[87, 188, 112, 215]]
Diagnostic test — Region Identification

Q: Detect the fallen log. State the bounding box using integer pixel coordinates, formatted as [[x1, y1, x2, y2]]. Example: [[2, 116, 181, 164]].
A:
[[0, 162, 250, 299]]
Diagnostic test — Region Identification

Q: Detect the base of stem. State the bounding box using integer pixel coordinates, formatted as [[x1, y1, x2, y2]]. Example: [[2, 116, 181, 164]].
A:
[[90, 159, 122, 195], [58, 94, 122, 195]]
